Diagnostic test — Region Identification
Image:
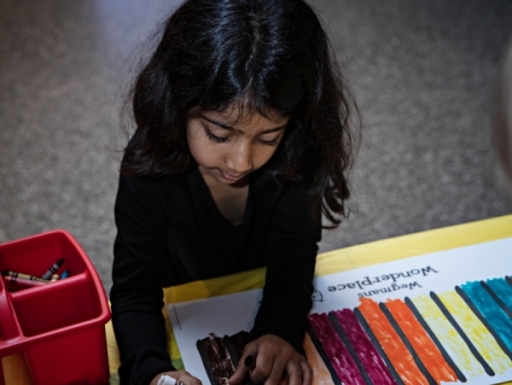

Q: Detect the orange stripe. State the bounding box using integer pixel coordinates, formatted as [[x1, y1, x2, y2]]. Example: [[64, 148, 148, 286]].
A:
[[358, 298, 428, 385], [303, 333, 335, 385], [385, 299, 458, 384]]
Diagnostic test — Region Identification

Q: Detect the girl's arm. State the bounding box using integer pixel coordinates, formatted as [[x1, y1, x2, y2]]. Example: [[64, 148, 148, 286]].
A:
[[111, 174, 176, 385], [253, 182, 321, 351], [232, 182, 321, 385]]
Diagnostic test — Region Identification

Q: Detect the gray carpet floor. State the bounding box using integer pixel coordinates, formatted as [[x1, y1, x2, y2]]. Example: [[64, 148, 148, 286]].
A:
[[1, 0, 511, 295]]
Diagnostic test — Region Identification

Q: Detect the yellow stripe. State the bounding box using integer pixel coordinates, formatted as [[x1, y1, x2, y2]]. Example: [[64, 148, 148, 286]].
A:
[[411, 295, 484, 378], [438, 291, 512, 374]]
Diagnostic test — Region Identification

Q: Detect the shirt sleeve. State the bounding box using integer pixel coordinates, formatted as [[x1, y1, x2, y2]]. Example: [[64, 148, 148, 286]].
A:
[[249, 183, 322, 353], [110, 174, 176, 385]]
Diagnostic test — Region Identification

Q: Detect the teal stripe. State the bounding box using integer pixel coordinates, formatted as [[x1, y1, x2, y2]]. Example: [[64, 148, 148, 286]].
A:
[[460, 281, 512, 353], [486, 278, 512, 311]]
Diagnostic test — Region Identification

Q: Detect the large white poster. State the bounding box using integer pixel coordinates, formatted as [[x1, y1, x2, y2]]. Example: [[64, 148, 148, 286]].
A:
[[168, 238, 512, 385]]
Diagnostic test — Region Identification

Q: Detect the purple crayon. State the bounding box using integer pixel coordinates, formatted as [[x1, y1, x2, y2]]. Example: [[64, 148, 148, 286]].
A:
[[41, 258, 64, 280]]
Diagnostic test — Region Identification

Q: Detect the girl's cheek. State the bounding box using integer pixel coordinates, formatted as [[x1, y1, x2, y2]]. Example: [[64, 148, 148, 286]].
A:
[[255, 148, 276, 169]]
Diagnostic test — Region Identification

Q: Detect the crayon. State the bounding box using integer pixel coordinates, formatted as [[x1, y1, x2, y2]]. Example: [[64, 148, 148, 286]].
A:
[[3, 275, 48, 287], [157, 375, 184, 385], [2, 270, 52, 283], [41, 258, 64, 279]]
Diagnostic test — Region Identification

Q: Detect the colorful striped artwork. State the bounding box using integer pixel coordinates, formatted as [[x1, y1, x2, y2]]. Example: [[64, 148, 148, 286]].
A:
[[306, 277, 512, 385], [170, 237, 512, 385], [194, 277, 512, 385]]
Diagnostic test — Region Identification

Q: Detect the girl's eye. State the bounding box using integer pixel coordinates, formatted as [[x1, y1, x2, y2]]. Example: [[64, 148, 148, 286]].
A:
[[203, 127, 230, 143], [257, 135, 281, 147]]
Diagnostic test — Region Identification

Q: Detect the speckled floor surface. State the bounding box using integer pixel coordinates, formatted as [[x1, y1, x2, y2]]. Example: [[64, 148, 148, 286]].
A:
[[1, 0, 511, 294]]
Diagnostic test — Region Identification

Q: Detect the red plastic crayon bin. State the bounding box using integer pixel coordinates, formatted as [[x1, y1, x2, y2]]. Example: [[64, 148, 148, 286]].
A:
[[0, 230, 111, 385]]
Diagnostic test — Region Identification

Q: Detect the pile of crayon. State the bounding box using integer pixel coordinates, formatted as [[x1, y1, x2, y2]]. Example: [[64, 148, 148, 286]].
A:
[[1, 257, 69, 289]]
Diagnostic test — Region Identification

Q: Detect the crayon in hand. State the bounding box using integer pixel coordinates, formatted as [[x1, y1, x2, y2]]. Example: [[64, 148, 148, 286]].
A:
[[2, 270, 52, 283], [41, 258, 64, 280]]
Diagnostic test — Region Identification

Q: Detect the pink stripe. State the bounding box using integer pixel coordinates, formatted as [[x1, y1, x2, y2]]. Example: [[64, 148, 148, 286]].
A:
[[333, 309, 397, 385], [309, 313, 366, 385]]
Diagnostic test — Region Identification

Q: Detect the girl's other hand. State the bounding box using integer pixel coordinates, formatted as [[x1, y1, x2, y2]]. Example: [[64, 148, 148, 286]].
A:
[[150, 370, 202, 385], [228, 334, 312, 385]]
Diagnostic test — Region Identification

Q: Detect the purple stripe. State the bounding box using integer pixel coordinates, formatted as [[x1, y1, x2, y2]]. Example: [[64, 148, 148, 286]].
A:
[[333, 309, 397, 385], [309, 313, 367, 385]]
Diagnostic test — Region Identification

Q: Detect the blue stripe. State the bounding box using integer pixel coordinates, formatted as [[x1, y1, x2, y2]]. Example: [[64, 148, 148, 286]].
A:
[[460, 281, 512, 356], [486, 278, 512, 313]]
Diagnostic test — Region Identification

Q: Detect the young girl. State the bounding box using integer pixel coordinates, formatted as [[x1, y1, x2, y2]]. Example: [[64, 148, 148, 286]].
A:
[[111, 1, 356, 384]]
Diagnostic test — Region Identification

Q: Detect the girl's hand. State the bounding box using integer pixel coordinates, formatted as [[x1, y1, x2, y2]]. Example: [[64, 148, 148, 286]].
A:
[[228, 334, 312, 385], [150, 370, 202, 385]]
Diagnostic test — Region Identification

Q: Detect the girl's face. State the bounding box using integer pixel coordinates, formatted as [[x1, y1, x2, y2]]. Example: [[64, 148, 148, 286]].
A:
[[187, 106, 289, 186]]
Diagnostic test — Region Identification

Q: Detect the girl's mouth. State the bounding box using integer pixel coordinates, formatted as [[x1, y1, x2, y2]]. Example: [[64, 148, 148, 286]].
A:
[[220, 171, 246, 181]]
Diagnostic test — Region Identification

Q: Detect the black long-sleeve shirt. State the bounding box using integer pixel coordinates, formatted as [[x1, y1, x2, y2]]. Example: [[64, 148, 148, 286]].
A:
[[110, 167, 321, 385]]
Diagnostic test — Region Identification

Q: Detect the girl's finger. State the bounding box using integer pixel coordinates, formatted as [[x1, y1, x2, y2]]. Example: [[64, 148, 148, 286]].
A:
[[176, 372, 203, 385], [260, 356, 285, 385], [250, 354, 273, 384], [228, 345, 258, 384], [299, 360, 312, 385], [287, 366, 302, 385]]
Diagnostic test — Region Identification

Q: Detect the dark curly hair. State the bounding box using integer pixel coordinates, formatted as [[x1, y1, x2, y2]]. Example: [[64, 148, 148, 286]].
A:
[[122, 0, 359, 228]]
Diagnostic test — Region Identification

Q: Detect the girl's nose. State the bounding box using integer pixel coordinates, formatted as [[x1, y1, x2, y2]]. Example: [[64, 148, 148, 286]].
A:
[[226, 142, 253, 174]]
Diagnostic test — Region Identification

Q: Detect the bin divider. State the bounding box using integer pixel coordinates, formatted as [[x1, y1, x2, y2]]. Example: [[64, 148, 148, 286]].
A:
[[0, 287, 21, 342], [8, 272, 89, 301]]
